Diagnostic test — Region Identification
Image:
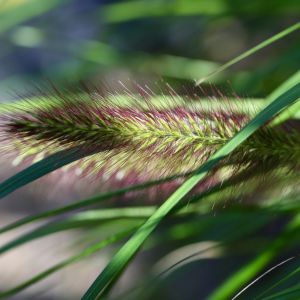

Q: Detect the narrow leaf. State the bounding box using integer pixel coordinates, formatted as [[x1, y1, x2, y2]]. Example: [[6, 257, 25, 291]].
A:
[[196, 22, 300, 85], [0, 147, 87, 199], [0, 228, 134, 299], [0, 172, 187, 234]]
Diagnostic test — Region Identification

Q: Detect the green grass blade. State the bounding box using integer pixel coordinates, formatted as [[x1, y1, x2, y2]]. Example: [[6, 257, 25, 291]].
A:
[[0, 163, 250, 236], [0, 207, 160, 255], [255, 259, 300, 299], [206, 73, 300, 300], [0, 218, 115, 255], [0, 172, 190, 234], [0, 147, 188, 202], [0, 147, 88, 199], [267, 70, 300, 103], [208, 214, 300, 300], [268, 70, 300, 123], [0, 228, 134, 299], [1, 200, 235, 254], [82, 83, 300, 299], [260, 283, 300, 300], [1, 155, 246, 236], [0, 193, 236, 254], [196, 22, 300, 85]]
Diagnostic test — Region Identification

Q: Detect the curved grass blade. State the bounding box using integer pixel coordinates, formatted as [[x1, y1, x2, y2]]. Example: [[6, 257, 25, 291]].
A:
[[3, 205, 273, 299], [196, 22, 300, 85], [0, 207, 160, 255], [260, 283, 300, 300], [269, 70, 300, 123], [0, 171, 190, 234], [0, 217, 119, 255], [0, 164, 250, 236], [0, 147, 189, 202], [0, 147, 90, 199], [267, 70, 300, 104], [3, 203, 272, 297], [1, 144, 297, 252], [208, 213, 300, 300], [0, 189, 237, 255], [0, 205, 198, 256], [2, 154, 258, 236], [231, 256, 296, 300], [0, 228, 135, 299], [0, 95, 263, 114], [82, 83, 300, 299], [136, 221, 276, 299], [0, 192, 166, 236], [255, 260, 300, 299]]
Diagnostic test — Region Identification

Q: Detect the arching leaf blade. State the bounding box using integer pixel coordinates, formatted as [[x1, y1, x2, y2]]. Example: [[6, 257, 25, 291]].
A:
[[82, 83, 300, 299], [0, 228, 134, 299]]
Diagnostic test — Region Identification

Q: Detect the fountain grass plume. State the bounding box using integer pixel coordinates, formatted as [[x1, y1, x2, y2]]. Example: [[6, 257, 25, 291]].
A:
[[1, 84, 300, 185]]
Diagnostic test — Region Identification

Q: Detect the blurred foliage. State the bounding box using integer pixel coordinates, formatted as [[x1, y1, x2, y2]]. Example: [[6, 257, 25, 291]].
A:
[[0, 0, 299, 97]]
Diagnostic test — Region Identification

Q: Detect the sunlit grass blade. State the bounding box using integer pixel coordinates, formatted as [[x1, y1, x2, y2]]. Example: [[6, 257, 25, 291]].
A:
[[1, 193, 286, 255], [0, 199, 252, 255], [268, 70, 300, 123], [82, 83, 300, 299], [0, 205, 155, 234], [196, 22, 300, 85], [267, 70, 300, 104], [0, 228, 135, 299], [114, 209, 278, 300]]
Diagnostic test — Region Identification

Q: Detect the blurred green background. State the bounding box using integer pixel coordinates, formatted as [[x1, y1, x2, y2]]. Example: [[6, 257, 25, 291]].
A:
[[0, 0, 299, 100], [0, 1, 300, 299]]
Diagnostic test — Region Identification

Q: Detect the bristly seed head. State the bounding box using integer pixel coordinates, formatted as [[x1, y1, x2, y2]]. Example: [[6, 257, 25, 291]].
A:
[[1, 84, 300, 190]]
